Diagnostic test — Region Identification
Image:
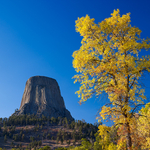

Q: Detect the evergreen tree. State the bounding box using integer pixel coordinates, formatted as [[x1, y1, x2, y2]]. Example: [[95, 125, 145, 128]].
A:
[[56, 137, 59, 144], [47, 133, 51, 139], [4, 135, 7, 143], [22, 134, 25, 141], [61, 138, 63, 145]]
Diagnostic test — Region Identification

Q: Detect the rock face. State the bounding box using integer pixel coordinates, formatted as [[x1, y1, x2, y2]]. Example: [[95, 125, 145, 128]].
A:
[[13, 76, 74, 120]]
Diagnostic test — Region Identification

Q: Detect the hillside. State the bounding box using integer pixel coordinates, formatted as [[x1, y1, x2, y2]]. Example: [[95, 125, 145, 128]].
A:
[[0, 114, 98, 150]]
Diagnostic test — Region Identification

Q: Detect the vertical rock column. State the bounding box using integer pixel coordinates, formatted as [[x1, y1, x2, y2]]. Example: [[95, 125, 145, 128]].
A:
[[12, 76, 74, 121]]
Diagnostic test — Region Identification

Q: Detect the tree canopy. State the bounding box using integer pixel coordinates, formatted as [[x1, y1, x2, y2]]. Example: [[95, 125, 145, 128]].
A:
[[72, 9, 150, 150]]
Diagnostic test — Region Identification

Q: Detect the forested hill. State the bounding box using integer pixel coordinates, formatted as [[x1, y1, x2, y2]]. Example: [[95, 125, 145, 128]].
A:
[[0, 114, 99, 150]]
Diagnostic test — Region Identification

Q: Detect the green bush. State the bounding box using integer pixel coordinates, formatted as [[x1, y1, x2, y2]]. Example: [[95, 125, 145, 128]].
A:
[[38, 145, 51, 150]]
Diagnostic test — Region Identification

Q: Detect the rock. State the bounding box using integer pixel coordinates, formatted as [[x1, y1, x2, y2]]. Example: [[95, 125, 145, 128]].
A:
[[12, 76, 74, 121]]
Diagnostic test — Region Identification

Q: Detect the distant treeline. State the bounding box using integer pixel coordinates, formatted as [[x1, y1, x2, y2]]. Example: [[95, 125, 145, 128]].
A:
[[0, 114, 99, 129]]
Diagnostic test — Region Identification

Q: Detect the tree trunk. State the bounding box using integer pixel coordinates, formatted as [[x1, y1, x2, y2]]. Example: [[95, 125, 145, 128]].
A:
[[126, 122, 132, 150]]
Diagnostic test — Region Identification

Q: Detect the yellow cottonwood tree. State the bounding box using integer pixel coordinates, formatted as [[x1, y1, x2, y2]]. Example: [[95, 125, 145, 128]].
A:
[[72, 9, 150, 150], [136, 102, 150, 149], [98, 125, 111, 149]]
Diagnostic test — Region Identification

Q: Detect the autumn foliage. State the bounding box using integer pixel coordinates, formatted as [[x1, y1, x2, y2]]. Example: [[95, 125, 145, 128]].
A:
[[72, 9, 150, 149]]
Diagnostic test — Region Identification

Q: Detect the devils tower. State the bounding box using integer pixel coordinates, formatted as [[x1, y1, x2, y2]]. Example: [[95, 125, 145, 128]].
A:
[[12, 76, 74, 120]]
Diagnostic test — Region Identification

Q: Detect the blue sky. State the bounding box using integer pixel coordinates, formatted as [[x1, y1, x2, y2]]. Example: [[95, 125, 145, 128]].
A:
[[0, 0, 150, 126]]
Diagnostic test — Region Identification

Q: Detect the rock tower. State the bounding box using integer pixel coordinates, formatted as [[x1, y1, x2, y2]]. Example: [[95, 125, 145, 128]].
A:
[[12, 76, 73, 120]]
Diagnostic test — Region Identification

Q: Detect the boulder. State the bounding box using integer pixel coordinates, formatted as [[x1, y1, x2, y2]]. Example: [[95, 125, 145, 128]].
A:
[[12, 76, 74, 121]]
